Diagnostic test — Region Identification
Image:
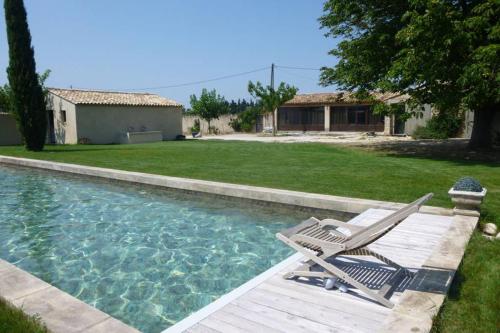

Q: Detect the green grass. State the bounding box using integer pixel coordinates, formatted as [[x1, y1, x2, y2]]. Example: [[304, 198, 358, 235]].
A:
[[0, 140, 498, 332], [0, 297, 49, 333]]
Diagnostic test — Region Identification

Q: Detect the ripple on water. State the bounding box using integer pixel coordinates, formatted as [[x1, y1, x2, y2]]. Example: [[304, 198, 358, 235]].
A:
[[0, 165, 309, 333]]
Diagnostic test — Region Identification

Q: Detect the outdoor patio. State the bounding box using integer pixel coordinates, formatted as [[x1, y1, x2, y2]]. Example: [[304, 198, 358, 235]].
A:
[[167, 208, 478, 333]]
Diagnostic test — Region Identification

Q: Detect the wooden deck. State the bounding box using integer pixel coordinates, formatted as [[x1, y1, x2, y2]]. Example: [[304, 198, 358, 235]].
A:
[[165, 209, 474, 333]]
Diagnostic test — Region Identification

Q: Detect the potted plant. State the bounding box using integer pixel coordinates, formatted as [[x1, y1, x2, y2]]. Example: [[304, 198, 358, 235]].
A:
[[190, 119, 200, 138], [448, 177, 487, 216]]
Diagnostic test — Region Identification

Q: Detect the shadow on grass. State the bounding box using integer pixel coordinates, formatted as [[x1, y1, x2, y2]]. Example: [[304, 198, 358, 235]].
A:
[[357, 139, 500, 165], [429, 257, 467, 333]]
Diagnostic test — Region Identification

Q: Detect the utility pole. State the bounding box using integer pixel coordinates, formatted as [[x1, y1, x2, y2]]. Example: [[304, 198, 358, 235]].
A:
[[270, 63, 276, 135], [270, 63, 275, 89]]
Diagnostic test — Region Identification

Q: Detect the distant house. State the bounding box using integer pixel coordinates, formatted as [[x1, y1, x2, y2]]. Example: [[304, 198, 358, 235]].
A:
[[47, 88, 183, 144], [273, 92, 403, 133]]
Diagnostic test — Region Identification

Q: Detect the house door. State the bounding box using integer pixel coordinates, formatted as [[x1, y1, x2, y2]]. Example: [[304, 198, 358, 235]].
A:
[[394, 117, 405, 134]]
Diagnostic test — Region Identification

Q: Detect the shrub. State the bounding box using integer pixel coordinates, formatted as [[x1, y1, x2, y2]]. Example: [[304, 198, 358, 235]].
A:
[[229, 106, 262, 132], [453, 177, 483, 192], [190, 119, 200, 133], [412, 113, 463, 139], [229, 117, 242, 132]]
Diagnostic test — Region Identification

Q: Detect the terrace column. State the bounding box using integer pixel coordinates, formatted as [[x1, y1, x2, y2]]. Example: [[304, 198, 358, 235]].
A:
[[324, 105, 331, 132], [384, 115, 394, 135]]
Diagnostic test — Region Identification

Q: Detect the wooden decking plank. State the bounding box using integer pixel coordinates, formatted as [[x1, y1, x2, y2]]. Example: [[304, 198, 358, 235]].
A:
[[185, 323, 221, 333], [265, 275, 391, 315], [230, 298, 344, 333], [221, 304, 288, 333], [211, 307, 282, 333], [256, 282, 388, 322], [199, 316, 251, 333], [244, 287, 379, 332]]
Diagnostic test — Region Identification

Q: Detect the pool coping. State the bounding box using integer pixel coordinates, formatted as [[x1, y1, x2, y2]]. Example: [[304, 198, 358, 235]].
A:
[[0, 155, 452, 216], [0, 259, 140, 333], [0, 155, 470, 333]]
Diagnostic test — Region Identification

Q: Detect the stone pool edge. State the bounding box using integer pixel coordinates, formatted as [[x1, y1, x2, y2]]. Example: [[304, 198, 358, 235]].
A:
[[0, 259, 140, 333], [0, 155, 452, 216]]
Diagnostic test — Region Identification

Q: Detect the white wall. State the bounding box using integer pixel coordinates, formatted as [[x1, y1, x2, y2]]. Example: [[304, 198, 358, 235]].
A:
[[183, 114, 237, 135], [76, 105, 182, 144], [47, 94, 78, 144], [404, 104, 434, 135]]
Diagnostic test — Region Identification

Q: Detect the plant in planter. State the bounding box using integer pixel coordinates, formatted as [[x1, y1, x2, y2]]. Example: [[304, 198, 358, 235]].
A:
[[448, 177, 487, 216], [190, 119, 200, 138]]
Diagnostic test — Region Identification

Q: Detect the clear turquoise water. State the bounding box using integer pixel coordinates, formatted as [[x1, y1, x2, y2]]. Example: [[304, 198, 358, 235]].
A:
[[0, 165, 306, 333]]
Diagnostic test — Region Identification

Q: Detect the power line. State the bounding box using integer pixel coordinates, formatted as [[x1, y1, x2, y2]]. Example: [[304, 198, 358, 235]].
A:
[[275, 65, 321, 71], [120, 66, 270, 91], [278, 68, 320, 82], [69, 64, 323, 93]]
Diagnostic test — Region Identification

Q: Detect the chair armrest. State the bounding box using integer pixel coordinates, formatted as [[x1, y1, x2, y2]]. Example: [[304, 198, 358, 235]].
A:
[[278, 217, 320, 238], [319, 218, 364, 232]]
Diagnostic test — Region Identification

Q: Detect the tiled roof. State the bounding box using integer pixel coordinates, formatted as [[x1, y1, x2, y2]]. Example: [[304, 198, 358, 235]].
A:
[[48, 88, 182, 107], [284, 92, 404, 106]]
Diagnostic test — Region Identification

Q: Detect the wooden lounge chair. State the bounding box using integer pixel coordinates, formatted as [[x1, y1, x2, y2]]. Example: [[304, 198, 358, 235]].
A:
[[276, 193, 433, 308]]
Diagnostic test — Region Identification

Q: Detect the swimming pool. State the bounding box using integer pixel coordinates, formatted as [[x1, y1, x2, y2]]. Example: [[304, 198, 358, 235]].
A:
[[0, 165, 310, 333]]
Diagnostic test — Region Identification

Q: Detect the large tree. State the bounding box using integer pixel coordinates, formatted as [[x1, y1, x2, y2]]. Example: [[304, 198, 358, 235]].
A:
[[248, 81, 298, 136], [190, 89, 229, 133], [319, 0, 499, 148], [4, 0, 47, 151]]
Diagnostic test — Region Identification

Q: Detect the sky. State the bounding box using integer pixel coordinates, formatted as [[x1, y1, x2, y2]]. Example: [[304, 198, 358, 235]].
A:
[[0, 0, 339, 106]]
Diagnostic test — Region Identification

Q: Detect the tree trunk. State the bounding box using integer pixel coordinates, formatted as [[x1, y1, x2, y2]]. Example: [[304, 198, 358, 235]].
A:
[[207, 120, 211, 134], [272, 109, 277, 136], [468, 106, 494, 149]]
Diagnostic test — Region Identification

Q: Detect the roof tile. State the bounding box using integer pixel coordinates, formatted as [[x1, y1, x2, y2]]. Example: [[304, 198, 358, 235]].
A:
[[284, 92, 404, 106], [48, 88, 182, 107]]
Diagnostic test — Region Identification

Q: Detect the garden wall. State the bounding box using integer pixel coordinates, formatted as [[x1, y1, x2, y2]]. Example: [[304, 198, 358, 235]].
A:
[[0, 112, 22, 145], [182, 114, 236, 135]]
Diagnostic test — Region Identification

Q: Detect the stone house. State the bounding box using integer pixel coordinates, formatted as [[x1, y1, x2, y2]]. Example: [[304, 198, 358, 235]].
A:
[[47, 88, 183, 144]]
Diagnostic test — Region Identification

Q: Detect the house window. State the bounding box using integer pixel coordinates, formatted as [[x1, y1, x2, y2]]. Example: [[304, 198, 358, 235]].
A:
[[60, 110, 67, 124]]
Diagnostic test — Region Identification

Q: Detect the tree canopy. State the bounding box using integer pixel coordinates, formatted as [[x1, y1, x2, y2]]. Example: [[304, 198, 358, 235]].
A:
[[189, 89, 229, 132], [248, 81, 298, 135], [320, 0, 499, 148], [228, 99, 256, 114], [0, 69, 50, 114], [4, 0, 47, 151]]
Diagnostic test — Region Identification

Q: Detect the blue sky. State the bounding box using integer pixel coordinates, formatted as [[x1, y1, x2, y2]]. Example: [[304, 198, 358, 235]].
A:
[[0, 1, 339, 106]]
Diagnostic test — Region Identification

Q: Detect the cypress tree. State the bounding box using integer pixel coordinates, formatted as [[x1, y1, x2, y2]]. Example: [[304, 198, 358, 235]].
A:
[[4, 0, 46, 151]]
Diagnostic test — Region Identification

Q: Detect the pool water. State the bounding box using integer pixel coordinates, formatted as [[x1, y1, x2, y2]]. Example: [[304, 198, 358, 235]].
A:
[[0, 165, 308, 333]]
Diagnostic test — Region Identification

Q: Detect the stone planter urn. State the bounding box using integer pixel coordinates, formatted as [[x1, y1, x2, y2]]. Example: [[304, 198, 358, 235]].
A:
[[448, 177, 487, 217]]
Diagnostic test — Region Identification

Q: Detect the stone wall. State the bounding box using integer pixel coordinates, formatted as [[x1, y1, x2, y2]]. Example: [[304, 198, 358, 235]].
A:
[[183, 114, 237, 135], [0, 112, 22, 145]]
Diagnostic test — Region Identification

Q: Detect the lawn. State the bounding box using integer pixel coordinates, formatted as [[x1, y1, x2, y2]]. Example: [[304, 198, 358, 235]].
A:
[[0, 140, 498, 332], [0, 297, 49, 333]]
